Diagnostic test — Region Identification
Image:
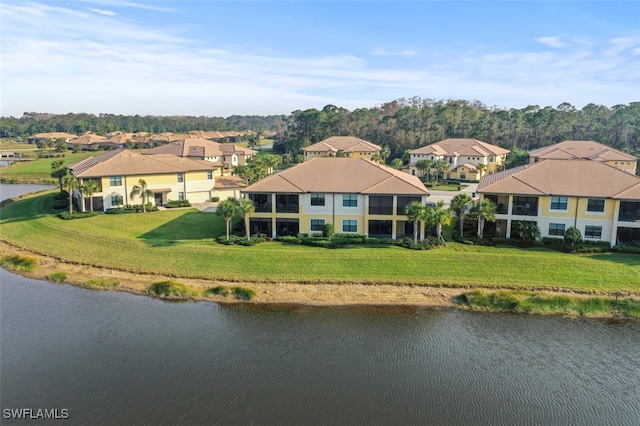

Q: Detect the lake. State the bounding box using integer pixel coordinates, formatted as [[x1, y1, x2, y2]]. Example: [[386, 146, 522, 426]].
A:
[[1, 184, 639, 425]]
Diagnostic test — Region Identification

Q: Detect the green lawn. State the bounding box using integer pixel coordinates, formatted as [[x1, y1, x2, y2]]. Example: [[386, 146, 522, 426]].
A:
[[1, 191, 639, 292], [0, 152, 97, 183]]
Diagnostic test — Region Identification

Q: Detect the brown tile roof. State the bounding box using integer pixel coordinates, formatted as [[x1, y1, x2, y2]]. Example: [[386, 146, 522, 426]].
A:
[[477, 160, 640, 199], [143, 139, 256, 158], [31, 132, 77, 139], [303, 136, 381, 153], [411, 138, 510, 157], [68, 134, 107, 145], [215, 176, 247, 190], [529, 140, 638, 162], [68, 149, 218, 178], [243, 158, 429, 196]]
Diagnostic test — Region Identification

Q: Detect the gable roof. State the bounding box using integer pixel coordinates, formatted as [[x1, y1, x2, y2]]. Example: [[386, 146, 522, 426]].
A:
[[529, 140, 638, 162], [31, 132, 77, 140], [303, 136, 381, 153], [68, 149, 219, 178], [67, 134, 107, 145], [243, 157, 429, 196], [143, 139, 257, 158], [477, 159, 640, 199], [411, 138, 510, 157]]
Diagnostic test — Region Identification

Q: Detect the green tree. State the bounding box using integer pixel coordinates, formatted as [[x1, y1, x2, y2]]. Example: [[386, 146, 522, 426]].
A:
[[81, 180, 99, 212], [62, 174, 79, 215], [504, 148, 530, 169], [470, 199, 497, 239], [435, 160, 450, 184], [415, 159, 433, 181], [50, 160, 68, 193], [425, 201, 450, 245], [564, 226, 582, 247], [237, 198, 255, 241], [476, 162, 487, 178], [404, 201, 426, 244], [216, 197, 239, 241], [449, 193, 473, 237], [129, 179, 153, 212], [389, 158, 404, 169]]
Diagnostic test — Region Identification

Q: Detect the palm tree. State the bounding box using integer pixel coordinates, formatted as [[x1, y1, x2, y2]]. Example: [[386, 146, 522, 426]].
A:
[[81, 180, 99, 212], [476, 162, 487, 178], [237, 198, 255, 241], [405, 201, 426, 244], [62, 174, 79, 215], [264, 154, 281, 174], [435, 160, 450, 185], [415, 159, 433, 181], [129, 179, 153, 212], [50, 160, 68, 193], [381, 145, 391, 164], [470, 199, 497, 239], [425, 201, 450, 245], [216, 197, 239, 241], [449, 193, 473, 237]]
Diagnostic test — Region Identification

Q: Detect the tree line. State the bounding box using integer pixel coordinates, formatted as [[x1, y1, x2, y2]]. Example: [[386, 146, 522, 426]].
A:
[[2, 98, 638, 160]]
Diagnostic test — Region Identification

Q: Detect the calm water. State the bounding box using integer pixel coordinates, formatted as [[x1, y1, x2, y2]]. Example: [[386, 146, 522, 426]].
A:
[[0, 183, 56, 201], [1, 270, 639, 425], [1, 184, 640, 425]]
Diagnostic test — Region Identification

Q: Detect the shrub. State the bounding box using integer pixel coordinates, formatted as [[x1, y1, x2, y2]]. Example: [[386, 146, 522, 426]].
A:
[[147, 280, 191, 297], [216, 235, 265, 246], [105, 207, 136, 214], [59, 211, 100, 220], [232, 286, 256, 300], [278, 235, 301, 244], [0, 255, 38, 272], [47, 271, 68, 283], [204, 285, 230, 297], [612, 245, 640, 254], [82, 279, 120, 289], [211, 196, 220, 202], [564, 227, 582, 245], [322, 223, 335, 238], [166, 200, 192, 208]]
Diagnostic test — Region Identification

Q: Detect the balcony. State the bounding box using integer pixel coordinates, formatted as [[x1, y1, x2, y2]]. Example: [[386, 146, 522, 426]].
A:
[[276, 194, 299, 213], [512, 196, 539, 216], [618, 201, 640, 222], [369, 196, 393, 216]]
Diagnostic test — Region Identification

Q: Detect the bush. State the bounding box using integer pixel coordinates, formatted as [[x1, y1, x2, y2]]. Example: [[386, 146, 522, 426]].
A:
[[211, 196, 220, 202], [232, 286, 256, 300], [166, 200, 192, 208], [0, 255, 38, 272], [204, 285, 230, 296], [59, 211, 100, 220], [278, 235, 301, 244], [322, 223, 335, 238], [216, 235, 265, 246], [47, 271, 68, 283], [82, 279, 120, 289], [612, 245, 640, 254], [105, 207, 136, 214], [147, 280, 191, 297]]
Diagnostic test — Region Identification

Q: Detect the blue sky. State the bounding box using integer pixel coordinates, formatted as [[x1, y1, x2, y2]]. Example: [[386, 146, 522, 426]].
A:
[[1, 1, 638, 117]]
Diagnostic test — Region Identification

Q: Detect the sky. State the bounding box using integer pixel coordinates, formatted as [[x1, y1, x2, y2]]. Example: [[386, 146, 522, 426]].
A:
[[1, 1, 639, 118]]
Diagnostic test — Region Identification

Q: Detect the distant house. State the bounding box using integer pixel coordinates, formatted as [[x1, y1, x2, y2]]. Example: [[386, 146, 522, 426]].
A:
[[66, 134, 108, 151], [407, 138, 510, 181], [68, 149, 226, 211], [27, 132, 77, 144], [302, 136, 381, 161], [242, 157, 430, 239], [476, 159, 640, 246], [143, 138, 257, 170], [529, 140, 638, 175]]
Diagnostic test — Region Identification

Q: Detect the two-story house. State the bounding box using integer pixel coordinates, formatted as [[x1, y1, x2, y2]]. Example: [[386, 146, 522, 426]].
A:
[[407, 138, 510, 181], [143, 138, 257, 170], [477, 159, 640, 246], [302, 136, 381, 161], [68, 149, 225, 211], [529, 140, 638, 175], [242, 157, 430, 239]]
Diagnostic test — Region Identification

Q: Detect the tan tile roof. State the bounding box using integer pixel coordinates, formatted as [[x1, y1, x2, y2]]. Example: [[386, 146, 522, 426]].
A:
[[303, 136, 382, 153], [215, 176, 247, 190], [68, 134, 107, 145], [243, 158, 429, 195], [68, 149, 218, 178], [453, 163, 478, 172], [411, 138, 510, 157], [529, 140, 638, 162], [143, 139, 256, 158], [31, 132, 77, 139], [477, 160, 640, 199]]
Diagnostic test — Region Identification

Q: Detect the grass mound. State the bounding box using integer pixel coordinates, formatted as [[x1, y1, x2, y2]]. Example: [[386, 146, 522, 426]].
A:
[[81, 279, 120, 290], [147, 280, 191, 297], [47, 271, 68, 283], [0, 255, 38, 272]]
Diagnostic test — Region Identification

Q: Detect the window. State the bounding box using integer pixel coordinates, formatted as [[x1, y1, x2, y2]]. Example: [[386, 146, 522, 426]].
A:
[[249, 193, 271, 212], [550, 196, 568, 211], [584, 225, 602, 239], [587, 198, 605, 212], [343, 194, 358, 207], [110, 195, 123, 206], [177, 173, 184, 183], [342, 220, 357, 233], [207, 170, 213, 180], [548, 223, 565, 236], [460, 172, 466, 179], [310, 219, 325, 232], [310, 193, 325, 206], [109, 176, 122, 186], [178, 191, 185, 201]]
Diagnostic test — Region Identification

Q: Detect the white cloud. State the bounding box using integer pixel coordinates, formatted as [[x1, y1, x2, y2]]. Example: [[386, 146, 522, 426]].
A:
[[535, 36, 566, 48], [372, 48, 419, 57], [88, 8, 117, 16]]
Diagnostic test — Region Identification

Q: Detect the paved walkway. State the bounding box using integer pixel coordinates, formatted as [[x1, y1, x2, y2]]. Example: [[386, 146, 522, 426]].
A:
[[192, 202, 218, 213], [427, 183, 478, 207]]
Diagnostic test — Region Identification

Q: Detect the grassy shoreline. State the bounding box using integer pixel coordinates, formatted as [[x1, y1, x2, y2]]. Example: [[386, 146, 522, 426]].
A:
[[1, 190, 639, 318]]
